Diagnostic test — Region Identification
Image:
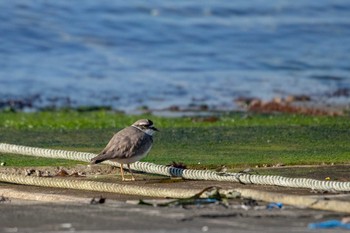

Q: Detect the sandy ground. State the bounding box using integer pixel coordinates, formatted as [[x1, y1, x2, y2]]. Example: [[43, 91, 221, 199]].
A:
[[1, 198, 349, 233], [1, 165, 350, 233]]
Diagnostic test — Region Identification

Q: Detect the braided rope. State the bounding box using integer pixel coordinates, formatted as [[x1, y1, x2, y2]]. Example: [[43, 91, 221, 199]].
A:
[[235, 188, 350, 214], [0, 143, 349, 191], [1, 173, 350, 213], [0, 173, 199, 198]]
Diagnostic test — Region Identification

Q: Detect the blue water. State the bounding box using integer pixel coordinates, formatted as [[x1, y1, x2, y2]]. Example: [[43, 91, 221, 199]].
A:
[[1, 1, 350, 112]]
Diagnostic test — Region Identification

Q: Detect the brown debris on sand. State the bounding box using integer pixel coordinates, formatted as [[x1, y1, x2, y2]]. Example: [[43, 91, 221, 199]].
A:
[[235, 95, 343, 116]]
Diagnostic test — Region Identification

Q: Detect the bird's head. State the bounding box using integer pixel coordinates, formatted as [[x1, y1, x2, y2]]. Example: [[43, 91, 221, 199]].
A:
[[132, 119, 159, 136]]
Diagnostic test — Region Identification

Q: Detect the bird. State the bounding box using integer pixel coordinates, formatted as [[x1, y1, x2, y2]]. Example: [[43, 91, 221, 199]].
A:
[[91, 119, 158, 181]]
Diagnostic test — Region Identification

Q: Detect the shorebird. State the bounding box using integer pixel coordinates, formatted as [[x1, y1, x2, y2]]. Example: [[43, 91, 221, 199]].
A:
[[91, 119, 158, 181]]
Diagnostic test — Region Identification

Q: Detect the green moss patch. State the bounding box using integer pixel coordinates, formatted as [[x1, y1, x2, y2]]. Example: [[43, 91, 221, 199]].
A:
[[0, 111, 349, 167]]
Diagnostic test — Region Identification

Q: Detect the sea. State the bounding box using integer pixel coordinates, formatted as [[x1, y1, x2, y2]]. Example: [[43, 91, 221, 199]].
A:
[[1, 0, 350, 113]]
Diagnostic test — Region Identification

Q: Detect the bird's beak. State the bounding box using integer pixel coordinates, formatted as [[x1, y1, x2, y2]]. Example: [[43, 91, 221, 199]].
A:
[[150, 126, 159, 132]]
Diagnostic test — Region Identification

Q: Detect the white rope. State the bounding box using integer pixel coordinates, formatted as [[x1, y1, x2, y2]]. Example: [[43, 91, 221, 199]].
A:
[[2, 172, 350, 213], [0, 143, 349, 191], [0, 173, 199, 198]]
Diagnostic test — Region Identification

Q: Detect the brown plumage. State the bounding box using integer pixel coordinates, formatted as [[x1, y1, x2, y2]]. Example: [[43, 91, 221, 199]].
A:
[[91, 119, 158, 181]]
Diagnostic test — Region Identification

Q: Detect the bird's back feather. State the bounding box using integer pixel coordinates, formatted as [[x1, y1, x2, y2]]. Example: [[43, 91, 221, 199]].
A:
[[90, 126, 153, 164]]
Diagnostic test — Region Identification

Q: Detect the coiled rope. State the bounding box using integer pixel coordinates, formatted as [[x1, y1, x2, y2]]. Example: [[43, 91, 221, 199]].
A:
[[0, 173, 198, 199], [0, 143, 350, 192], [1, 173, 350, 213]]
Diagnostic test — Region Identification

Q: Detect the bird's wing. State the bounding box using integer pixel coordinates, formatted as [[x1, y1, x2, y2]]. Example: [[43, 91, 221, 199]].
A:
[[91, 127, 145, 163]]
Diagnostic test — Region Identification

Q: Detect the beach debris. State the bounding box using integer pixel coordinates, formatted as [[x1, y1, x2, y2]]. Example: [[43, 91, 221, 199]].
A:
[[71, 171, 86, 177], [56, 169, 70, 177], [241, 198, 259, 210], [42, 170, 52, 177], [90, 196, 106, 205], [266, 202, 283, 209], [24, 169, 36, 176], [35, 170, 42, 177], [55, 168, 85, 177], [0, 195, 11, 203], [308, 219, 350, 230], [131, 187, 240, 208], [235, 96, 342, 116], [239, 198, 285, 211], [19, 168, 52, 177], [249, 99, 339, 116], [309, 188, 340, 194], [70, 171, 80, 177]]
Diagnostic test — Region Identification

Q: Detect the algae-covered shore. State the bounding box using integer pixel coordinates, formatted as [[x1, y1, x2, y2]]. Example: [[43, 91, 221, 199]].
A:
[[0, 110, 349, 168]]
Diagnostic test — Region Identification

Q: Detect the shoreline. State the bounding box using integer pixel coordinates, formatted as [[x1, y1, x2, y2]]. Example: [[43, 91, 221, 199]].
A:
[[1, 88, 350, 116], [1, 97, 349, 117]]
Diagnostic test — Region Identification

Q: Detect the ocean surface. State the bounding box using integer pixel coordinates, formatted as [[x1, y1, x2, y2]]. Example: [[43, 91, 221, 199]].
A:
[[1, 1, 350, 112]]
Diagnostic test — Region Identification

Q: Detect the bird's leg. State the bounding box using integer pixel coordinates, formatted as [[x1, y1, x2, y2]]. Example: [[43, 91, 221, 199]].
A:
[[127, 164, 136, 181], [120, 163, 125, 181]]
